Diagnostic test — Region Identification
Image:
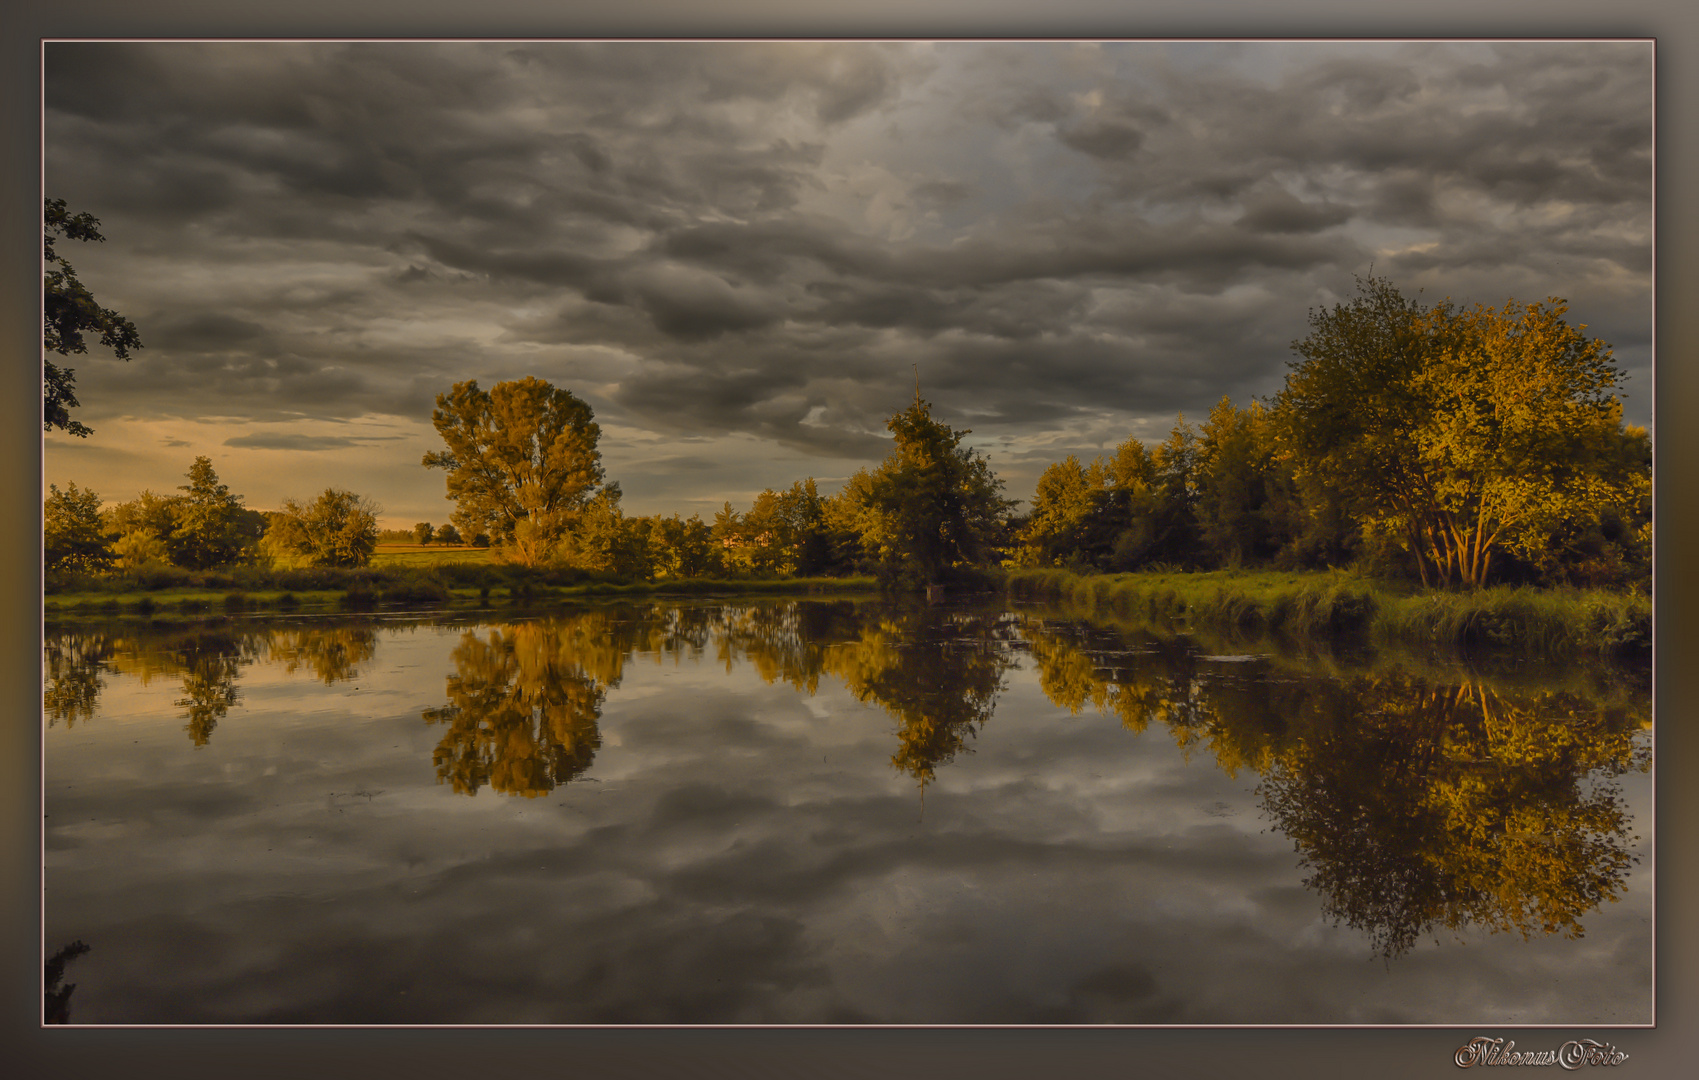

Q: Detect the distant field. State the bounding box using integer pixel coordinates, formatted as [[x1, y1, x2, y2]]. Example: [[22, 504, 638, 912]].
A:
[[370, 545, 493, 568]]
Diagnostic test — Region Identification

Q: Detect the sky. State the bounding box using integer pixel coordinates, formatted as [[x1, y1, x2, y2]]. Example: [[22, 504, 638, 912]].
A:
[[42, 40, 1654, 527]]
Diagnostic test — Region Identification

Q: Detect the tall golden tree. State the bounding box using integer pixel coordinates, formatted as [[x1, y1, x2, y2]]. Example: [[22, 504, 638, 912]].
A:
[[852, 394, 1014, 587], [423, 376, 605, 567], [1279, 276, 1645, 587]]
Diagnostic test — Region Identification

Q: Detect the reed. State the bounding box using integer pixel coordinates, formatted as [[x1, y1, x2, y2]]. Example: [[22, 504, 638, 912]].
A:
[[1004, 568, 1647, 659]]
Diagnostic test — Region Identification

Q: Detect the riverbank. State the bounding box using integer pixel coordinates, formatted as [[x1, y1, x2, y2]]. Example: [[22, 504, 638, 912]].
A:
[[1004, 567, 1650, 659], [43, 568, 880, 621]]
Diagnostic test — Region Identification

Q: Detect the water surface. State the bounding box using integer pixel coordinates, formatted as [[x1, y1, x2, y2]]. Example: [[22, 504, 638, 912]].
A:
[[42, 599, 1652, 1024]]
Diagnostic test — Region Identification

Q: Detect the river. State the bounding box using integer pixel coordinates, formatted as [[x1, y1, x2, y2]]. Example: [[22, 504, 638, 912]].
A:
[[41, 598, 1653, 1024]]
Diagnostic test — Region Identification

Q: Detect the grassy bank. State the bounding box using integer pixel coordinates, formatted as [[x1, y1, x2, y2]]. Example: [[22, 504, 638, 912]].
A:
[[1004, 567, 1650, 659], [44, 563, 879, 621], [369, 544, 494, 569]]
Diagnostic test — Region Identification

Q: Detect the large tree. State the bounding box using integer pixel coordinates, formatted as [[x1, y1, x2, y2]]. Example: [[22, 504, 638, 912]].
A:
[[44, 199, 142, 438], [1277, 276, 1644, 588], [423, 377, 605, 568], [171, 457, 248, 569], [854, 394, 1014, 587]]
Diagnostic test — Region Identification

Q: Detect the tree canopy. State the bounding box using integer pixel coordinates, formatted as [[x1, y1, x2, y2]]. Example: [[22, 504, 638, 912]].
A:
[[44, 198, 142, 438], [44, 483, 111, 572], [1006, 276, 1650, 589], [268, 488, 382, 568], [171, 457, 248, 569], [852, 394, 1014, 587], [1278, 276, 1643, 587], [423, 377, 605, 567]]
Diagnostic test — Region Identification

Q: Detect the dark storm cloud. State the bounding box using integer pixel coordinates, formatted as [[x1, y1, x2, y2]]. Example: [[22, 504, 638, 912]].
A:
[[1057, 117, 1146, 160], [1236, 188, 1353, 234], [43, 40, 1651, 509], [151, 313, 272, 354]]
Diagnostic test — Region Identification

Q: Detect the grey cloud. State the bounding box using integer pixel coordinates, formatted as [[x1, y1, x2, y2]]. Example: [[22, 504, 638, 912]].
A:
[[630, 265, 782, 340], [1236, 189, 1352, 234], [623, 455, 723, 474], [1058, 118, 1145, 160], [222, 433, 400, 451], [151, 313, 270, 353], [42, 40, 1651, 509], [910, 179, 975, 208]]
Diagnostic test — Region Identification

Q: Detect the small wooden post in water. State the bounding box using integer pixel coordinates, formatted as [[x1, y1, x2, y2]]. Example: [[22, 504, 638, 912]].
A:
[[926, 584, 946, 603]]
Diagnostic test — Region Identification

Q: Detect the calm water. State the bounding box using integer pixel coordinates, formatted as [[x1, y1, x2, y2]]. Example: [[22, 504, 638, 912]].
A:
[[42, 599, 1652, 1025]]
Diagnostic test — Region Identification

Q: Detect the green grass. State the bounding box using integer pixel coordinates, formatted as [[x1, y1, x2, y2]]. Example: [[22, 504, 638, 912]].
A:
[[368, 544, 493, 569], [1004, 567, 1649, 659], [43, 569, 881, 621]]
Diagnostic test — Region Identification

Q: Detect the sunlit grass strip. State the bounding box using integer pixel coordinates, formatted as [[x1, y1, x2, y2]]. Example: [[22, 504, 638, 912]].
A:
[[553, 575, 880, 596], [368, 546, 493, 568], [1003, 568, 1649, 657], [1373, 586, 1650, 656], [43, 574, 882, 619]]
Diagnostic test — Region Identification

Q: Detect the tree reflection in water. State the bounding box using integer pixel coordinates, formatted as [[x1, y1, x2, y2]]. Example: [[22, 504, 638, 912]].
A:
[[44, 939, 90, 1024], [42, 623, 375, 744], [44, 604, 1649, 959], [44, 632, 107, 728], [1256, 677, 1644, 958], [822, 609, 1018, 784], [423, 619, 616, 797], [417, 602, 1018, 794], [1019, 617, 1649, 958], [170, 633, 250, 745]]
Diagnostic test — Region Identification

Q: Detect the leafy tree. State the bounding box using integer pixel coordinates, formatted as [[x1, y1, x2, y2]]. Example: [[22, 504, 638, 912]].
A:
[[170, 457, 248, 569], [44, 482, 111, 572], [711, 500, 755, 575], [414, 521, 434, 545], [435, 523, 462, 545], [103, 488, 182, 542], [1147, 415, 1203, 564], [1094, 418, 1205, 571], [714, 479, 832, 577], [646, 512, 720, 579], [44, 198, 142, 437], [1101, 434, 1160, 570], [1411, 298, 1641, 586], [1015, 455, 1114, 568], [109, 529, 171, 571], [1194, 398, 1294, 567], [1532, 423, 1651, 587], [269, 488, 381, 567], [853, 395, 1014, 587], [423, 376, 605, 568], [553, 485, 649, 577], [1278, 276, 1646, 587]]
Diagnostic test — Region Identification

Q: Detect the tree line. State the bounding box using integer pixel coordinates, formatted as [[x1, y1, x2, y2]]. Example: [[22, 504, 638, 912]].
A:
[[414, 374, 1010, 588], [44, 457, 385, 575], [1012, 276, 1650, 589], [46, 273, 1650, 592]]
